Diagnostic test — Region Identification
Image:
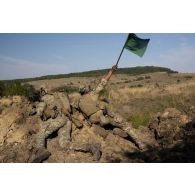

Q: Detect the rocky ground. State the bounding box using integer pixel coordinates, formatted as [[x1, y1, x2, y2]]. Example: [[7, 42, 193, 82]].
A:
[[0, 93, 194, 163]]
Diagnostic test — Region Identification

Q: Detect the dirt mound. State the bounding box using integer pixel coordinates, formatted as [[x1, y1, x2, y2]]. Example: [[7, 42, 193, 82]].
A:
[[149, 108, 190, 147], [0, 93, 194, 163], [124, 107, 195, 162]]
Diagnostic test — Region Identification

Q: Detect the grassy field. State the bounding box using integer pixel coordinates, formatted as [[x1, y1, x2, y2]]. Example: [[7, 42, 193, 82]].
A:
[[26, 71, 195, 128], [108, 73, 195, 128], [1, 66, 194, 129]]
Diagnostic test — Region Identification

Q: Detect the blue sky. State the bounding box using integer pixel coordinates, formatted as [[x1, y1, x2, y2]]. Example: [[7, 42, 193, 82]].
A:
[[0, 33, 195, 80]]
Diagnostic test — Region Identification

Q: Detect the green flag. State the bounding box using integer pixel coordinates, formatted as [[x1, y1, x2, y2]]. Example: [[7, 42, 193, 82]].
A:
[[124, 33, 150, 57]]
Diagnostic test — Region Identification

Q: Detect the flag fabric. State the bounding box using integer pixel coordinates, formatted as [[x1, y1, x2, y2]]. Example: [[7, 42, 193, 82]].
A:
[[124, 33, 150, 57]]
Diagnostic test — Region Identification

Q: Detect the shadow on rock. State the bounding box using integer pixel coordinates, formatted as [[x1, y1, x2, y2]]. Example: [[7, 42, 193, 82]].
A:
[[122, 135, 195, 163]]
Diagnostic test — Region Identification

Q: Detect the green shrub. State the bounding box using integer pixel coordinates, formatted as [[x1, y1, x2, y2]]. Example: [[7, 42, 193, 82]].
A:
[[52, 85, 79, 94], [99, 88, 109, 98], [137, 84, 143, 87], [155, 83, 160, 88], [136, 76, 144, 81], [0, 81, 5, 97], [184, 75, 193, 79], [1, 81, 36, 97], [129, 84, 143, 88], [127, 113, 151, 129], [124, 80, 132, 83]]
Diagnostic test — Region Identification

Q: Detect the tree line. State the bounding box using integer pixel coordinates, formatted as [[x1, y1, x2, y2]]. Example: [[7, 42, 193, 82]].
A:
[[3, 66, 177, 83]]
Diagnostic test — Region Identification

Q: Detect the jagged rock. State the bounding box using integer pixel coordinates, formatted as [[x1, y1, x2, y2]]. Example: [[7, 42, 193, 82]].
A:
[[72, 111, 85, 128], [79, 93, 101, 117], [74, 143, 102, 161], [89, 110, 110, 127], [42, 105, 57, 120], [29, 148, 51, 163], [89, 110, 104, 124], [72, 118, 83, 128], [53, 92, 71, 116], [69, 92, 82, 109], [36, 92, 71, 121], [1, 81, 194, 163], [28, 104, 37, 116], [113, 128, 129, 138], [91, 124, 108, 139], [41, 94, 55, 104], [124, 126, 159, 150], [36, 102, 46, 117], [149, 108, 190, 147]]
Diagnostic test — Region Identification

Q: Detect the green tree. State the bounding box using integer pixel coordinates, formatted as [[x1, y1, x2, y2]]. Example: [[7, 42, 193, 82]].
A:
[[0, 81, 5, 97]]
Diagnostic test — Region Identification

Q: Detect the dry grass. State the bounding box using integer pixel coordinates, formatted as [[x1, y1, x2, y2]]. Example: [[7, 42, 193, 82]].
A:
[[28, 72, 195, 128], [109, 79, 195, 103], [166, 80, 195, 95], [107, 75, 195, 128]]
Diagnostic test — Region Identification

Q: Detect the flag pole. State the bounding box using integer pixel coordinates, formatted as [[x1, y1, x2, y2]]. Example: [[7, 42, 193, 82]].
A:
[[103, 34, 129, 81], [115, 34, 129, 67], [116, 46, 125, 67]]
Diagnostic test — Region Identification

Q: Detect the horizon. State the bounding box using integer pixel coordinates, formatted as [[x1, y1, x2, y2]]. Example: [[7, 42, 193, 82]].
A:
[[0, 33, 195, 80], [2, 65, 178, 81]]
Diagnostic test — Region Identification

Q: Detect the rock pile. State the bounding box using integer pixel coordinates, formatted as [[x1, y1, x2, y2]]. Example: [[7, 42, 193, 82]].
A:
[[0, 92, 194, 163]]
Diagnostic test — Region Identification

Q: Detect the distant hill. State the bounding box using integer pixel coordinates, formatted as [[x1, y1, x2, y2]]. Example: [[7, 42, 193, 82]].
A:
[[9, 66, 178, 82]]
